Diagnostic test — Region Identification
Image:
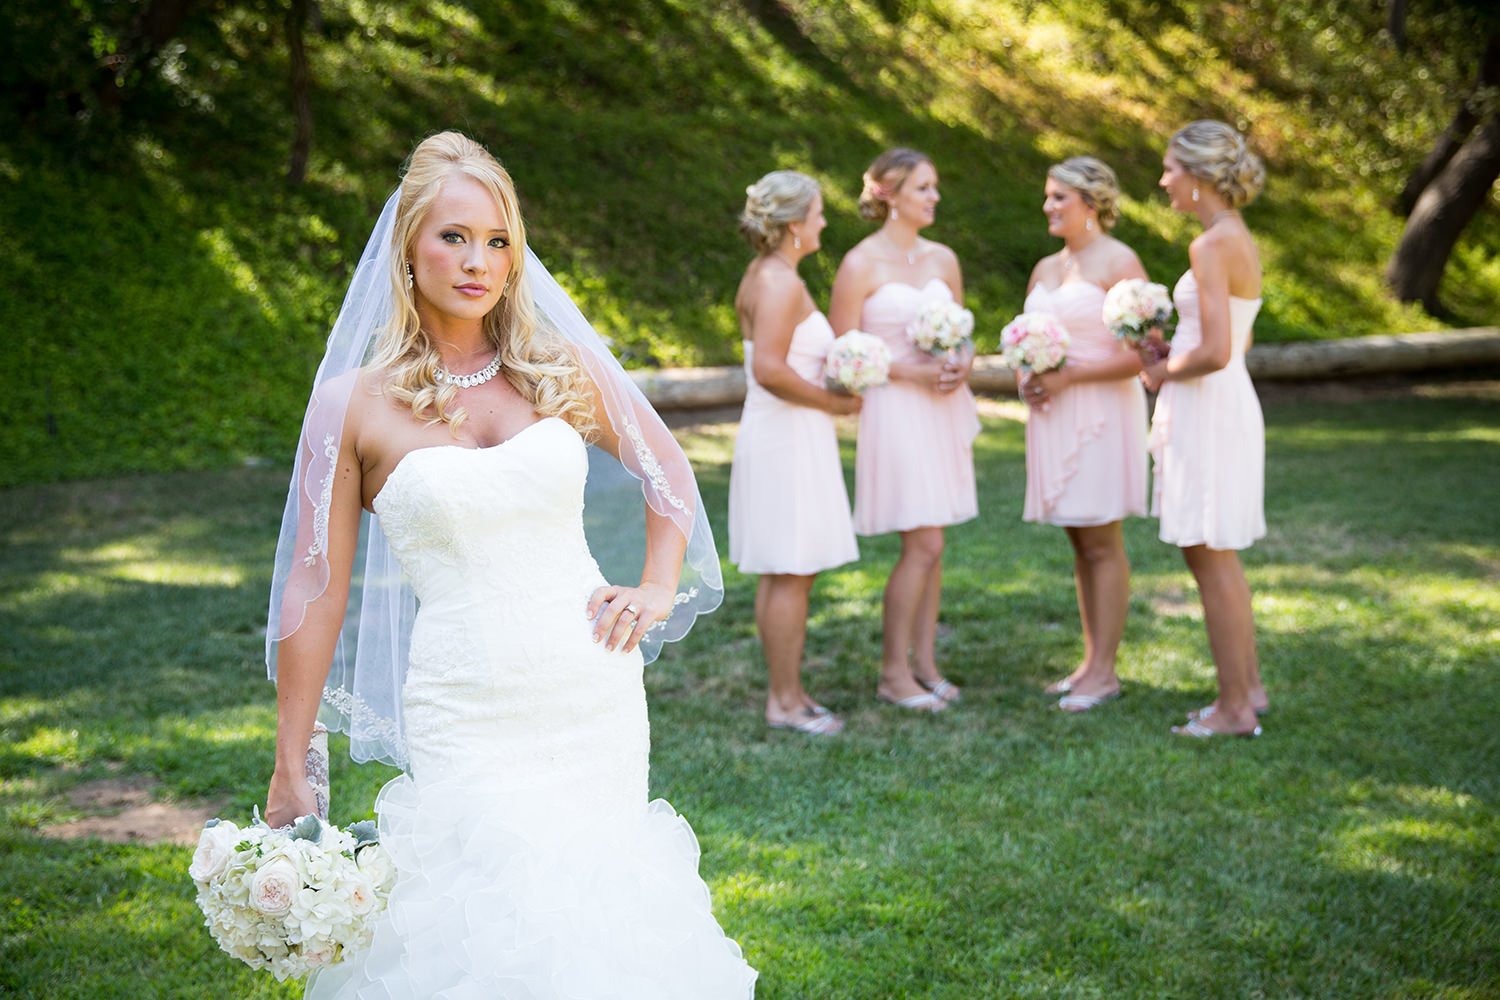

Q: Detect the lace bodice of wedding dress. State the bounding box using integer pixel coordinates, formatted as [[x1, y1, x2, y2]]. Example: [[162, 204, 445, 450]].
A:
[[371, 415, 648, 817]]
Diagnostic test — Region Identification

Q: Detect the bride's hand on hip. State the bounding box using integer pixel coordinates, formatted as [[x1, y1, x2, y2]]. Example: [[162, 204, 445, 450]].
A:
[[588, 581, 675, 653]]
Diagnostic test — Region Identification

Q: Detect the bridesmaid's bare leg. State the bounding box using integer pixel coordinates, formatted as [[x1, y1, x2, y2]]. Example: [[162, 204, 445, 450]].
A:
[[879, 526, 944, 702], [758, 573, 833, 724], [910, 536, 954, 697], [1057, 522, 1128, 700], [1179, 545, 1263, 732]]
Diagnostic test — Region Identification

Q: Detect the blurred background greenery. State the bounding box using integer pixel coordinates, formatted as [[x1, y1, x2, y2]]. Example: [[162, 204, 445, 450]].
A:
[[2, 0, 1496, 486]]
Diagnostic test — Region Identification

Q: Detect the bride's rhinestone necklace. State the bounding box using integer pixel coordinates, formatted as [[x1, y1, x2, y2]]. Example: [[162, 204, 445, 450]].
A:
[[436, 351, 502, 388]]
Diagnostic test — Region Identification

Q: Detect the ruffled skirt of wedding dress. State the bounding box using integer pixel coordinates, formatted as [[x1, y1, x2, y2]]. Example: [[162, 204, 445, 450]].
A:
[[304, 773, 758, 999]]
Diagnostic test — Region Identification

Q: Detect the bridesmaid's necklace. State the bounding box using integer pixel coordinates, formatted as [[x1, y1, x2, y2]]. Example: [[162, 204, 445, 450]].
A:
[[1205, 209, 1239, 229], [1061, 232, 1102, 270], [880, 230, 917, 265], [772, 251, 799, 272]]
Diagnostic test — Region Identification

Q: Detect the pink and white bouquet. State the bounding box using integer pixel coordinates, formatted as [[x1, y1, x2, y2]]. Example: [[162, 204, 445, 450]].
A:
[[190, 812, 396, 981], [1000, 311, 1070, 374], [824, 329, 892, 393], [1102, 278, 1174, 347], [907, 300, 975, 356]]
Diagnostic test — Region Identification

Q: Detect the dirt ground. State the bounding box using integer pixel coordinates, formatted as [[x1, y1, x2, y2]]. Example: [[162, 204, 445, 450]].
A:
[[41, 776, 227, 847]]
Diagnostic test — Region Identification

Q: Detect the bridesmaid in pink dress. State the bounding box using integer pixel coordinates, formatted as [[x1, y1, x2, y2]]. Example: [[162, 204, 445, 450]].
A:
[[1019, 157, 1150, 712], [829, 148, 979, 713], [1140, 121, 1269, 738], [730, 170, 862, 735]]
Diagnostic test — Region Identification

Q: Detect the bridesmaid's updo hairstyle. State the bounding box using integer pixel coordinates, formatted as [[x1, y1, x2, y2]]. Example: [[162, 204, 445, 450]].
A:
[[1169, 120, 1266, 209], [858, 147, 933, 221], [1047, 156, 1121, 231], [739, 170, 820, 254]]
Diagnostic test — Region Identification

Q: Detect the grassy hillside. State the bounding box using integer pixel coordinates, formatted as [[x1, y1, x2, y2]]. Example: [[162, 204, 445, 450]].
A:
[[2, 0, 1495, 485]]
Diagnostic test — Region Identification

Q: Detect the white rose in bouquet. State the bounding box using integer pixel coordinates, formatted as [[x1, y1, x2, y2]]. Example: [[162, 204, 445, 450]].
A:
[[824, 330, 892, 394], [189, 819, 242, 884], [907, 300, 975, 355], [249, 856, 301, 917], [1000, 311, 1070, 374], [1102, 278, 1174, 347], [189, 812, 392, 981], [356, 842, 398, 892]]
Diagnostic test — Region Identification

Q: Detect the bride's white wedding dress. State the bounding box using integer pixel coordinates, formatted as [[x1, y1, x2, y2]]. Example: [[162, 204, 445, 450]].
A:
[[305, 416, 757, 999]]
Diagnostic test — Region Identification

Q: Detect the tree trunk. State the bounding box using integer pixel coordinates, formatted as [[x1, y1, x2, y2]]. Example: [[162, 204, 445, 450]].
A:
[[1386, 111, 1500, 312], [1396, 21, 1500, 216], [286, 0, 314, 184]]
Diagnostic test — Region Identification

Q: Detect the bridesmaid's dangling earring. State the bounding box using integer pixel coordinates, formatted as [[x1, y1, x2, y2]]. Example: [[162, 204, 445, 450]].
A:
[[891, 205, 898, 221], [793, 234, 801, 250], [1085, 217, 1094, 232], [1192, 187, 1200, 203]]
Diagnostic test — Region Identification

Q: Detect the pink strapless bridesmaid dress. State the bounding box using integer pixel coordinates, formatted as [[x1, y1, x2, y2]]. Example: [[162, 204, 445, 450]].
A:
[[852, 279, 980, 535], [729, 310, 859, 575], [1148, 269, 1266, 550], [1020, 281, 1148, 526]]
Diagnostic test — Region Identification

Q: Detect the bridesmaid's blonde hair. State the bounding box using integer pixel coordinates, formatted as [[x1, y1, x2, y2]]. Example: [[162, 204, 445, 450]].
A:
[[858, 147, 933, 221], [371, 131, 596, 439], [739, 171, 820, 254], [1048, 157, 1121, 231], [1169, 121, 1266, 209]]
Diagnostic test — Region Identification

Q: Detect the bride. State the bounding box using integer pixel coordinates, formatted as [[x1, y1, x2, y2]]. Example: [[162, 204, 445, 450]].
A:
[[262, 131, 756, 997]]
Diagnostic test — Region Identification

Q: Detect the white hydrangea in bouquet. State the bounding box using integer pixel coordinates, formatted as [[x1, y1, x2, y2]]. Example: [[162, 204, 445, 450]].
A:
[[824, 329, 892, 393], [1102, 278, 1174, 348], [1000, 311, 1070, 374], [907, 300, 975, 356], [189, 812, 396, 981]]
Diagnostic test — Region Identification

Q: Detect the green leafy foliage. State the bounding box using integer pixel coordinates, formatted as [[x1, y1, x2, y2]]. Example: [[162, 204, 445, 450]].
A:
[[1, 0, 1495, 486]]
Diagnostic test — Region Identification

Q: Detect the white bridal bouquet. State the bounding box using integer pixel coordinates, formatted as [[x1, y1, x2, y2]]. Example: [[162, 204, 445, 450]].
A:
[[1000, 311, 1070, 374], [1101, 278, 1174, 347], [824, 329, 892, 393], [907, 300, 975, 356], [190, 811, 396, 981]]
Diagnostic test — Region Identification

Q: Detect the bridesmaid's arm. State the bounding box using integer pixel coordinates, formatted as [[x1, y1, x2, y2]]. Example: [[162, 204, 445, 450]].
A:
[[1142, 238, 1233, 389], [827, 246, 873, 336], [751, 277, 860, 416], [935, 245, 971, 393]]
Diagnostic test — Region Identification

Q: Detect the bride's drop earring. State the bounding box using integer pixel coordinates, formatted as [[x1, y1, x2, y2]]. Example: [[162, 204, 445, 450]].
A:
[[1192, 187, 1200, 203], [406, 263, 415, 289]]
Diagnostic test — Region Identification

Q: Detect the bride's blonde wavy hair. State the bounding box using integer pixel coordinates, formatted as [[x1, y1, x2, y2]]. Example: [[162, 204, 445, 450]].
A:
[[370, 131, 597, 439]]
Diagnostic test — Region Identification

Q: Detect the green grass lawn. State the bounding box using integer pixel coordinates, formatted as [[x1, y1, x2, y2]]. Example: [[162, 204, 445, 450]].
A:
[[2, 377, 1497, 998]]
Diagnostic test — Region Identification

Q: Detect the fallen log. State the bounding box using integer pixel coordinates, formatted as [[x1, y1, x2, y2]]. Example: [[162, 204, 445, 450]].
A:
[[629, 329, 1500, 410]]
